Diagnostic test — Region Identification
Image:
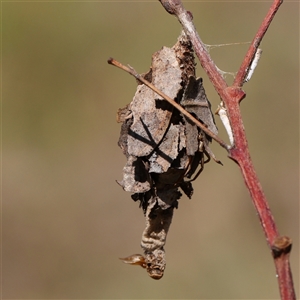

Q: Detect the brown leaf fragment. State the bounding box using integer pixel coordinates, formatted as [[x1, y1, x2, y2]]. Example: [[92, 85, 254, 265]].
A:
[[151, 168, 185, 191], [117, 156, 151, 194], [148, 123, 181, 173], [119, 254, 146, 268], [127, 46, 183, 157], [178, 121, 186, 151], [180, 181, 194, 198], [118, 111, 133, 157], [183, 117, 199, 156], [181, 76, 218, 136], [131, 191, 152, 214], [116, 104, 131, 123], [181, 76, 218, 157]]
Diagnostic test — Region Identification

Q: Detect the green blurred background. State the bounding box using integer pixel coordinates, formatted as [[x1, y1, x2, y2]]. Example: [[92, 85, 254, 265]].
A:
[[2, 1, 299, 299]]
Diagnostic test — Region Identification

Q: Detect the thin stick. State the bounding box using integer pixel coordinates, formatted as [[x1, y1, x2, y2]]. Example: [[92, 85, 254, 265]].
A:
[[108, 57, 229, 150]]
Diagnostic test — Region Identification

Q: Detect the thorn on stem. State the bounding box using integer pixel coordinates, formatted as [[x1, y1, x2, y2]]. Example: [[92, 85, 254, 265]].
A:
[[215, 104, 234, 147]]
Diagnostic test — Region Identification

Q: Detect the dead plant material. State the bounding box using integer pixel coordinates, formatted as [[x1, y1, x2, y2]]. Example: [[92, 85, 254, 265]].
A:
[[116, 32, 219, 279]]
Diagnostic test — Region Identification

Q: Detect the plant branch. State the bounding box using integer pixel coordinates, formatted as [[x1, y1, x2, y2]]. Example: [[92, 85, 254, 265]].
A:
[[159, 1, 295, 300], [234, 0, 283, 87], [160, 0, 228, 99]]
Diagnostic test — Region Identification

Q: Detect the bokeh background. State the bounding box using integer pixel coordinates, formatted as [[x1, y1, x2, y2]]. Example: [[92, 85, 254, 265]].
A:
[[2, 1, 299, 299]]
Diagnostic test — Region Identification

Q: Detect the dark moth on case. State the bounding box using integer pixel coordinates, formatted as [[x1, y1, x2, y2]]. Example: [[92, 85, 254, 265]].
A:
[[117, 31, 219, 279]]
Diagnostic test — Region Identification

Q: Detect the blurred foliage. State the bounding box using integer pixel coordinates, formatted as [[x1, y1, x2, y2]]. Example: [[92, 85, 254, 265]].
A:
[[2, 1, 299, 299]]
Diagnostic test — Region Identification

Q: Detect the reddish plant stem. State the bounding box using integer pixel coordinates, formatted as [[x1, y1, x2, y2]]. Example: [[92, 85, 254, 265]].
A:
[[224, 86, 278, 244], [234, 0, 283, 87], [271, 236, 295, 299], [159, 0, 295, 299], [160, 0, 228, 98], [275, 256, 295, 299]]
